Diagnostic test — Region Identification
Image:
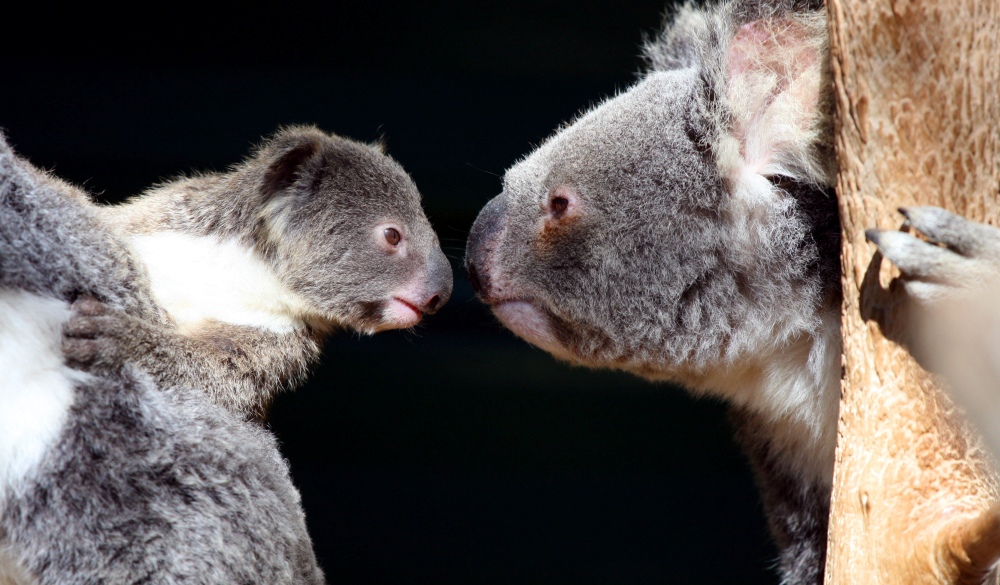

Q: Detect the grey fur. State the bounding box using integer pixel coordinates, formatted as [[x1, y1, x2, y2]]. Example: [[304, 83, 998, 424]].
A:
[[0, 135, 324, 583], [59, 125, 452, 418], [466, 1, 839, 583]]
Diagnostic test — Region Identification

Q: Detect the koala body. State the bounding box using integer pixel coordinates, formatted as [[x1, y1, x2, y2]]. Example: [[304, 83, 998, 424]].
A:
[[0, 137, 327, 583], [60, 126, 452, 418], [466, 1, 838, 582]]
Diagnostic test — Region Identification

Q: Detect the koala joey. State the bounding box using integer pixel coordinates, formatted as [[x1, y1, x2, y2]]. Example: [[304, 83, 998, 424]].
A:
[[58, 125, 452, 419], [868, 207, 1000, 462], [0, 135, 326, 583], [466, 0, 838, 583]]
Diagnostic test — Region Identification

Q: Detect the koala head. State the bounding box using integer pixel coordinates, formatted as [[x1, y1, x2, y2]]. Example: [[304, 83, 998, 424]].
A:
[[249, 127, 452, 334], [465, 8, 838, 394]]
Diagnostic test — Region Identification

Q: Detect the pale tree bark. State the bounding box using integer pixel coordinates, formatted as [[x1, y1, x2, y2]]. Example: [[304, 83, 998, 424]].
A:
[[825, 0, 1000, 583]]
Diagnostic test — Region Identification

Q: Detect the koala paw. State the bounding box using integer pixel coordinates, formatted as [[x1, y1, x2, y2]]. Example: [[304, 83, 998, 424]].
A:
[[865, 206, 1000, 302], [62, 297, 133, 373]]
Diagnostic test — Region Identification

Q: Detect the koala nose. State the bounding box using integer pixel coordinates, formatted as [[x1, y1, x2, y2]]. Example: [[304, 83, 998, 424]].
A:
[[465, 194, 507, 298], [422, 248, 453, 315], [423, 293, 443, 314]]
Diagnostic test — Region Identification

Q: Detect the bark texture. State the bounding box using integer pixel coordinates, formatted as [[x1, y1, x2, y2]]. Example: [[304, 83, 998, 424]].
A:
[[825, 0, 1000, 583]]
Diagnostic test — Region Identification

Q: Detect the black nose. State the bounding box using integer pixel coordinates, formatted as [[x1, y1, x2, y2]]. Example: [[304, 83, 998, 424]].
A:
[[465, 194, 506, 299], [423, 248, 453, 315]]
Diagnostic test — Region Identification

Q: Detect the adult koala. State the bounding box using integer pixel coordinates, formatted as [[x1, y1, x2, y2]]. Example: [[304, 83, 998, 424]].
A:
[[466, 0, 838, 583]]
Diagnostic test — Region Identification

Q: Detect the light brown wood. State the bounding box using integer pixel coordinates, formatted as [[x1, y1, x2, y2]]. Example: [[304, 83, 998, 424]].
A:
[[824, 0, 1000, 583]]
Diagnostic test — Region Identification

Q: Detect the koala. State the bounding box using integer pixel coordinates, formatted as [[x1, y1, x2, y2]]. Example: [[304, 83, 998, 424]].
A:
[[868, 207, 1000, 460], [57, 125, 452, 419], [0, 136, 326, 583], [465, 1, 838, 583]]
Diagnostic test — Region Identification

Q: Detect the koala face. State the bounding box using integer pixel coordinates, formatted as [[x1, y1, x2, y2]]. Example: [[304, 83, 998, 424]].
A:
[[261, 130, 453, 333], [466, 70, 834, 387]]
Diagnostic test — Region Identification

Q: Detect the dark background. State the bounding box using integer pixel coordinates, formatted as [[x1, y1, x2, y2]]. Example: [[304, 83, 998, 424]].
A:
[[3, 3, 776, 583]]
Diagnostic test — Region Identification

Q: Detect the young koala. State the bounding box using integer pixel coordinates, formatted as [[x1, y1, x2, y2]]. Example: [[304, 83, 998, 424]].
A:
[[60, 125, 452, 419], [868, 207, 1000, 461], [0, 136, 326, 583], [465, 0, 838, 582]]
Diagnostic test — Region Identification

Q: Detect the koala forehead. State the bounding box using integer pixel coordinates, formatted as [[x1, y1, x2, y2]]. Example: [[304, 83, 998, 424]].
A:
[[317, 142, 424, 222], [504, 70, 719, 213], [279, 141, 439, 262]]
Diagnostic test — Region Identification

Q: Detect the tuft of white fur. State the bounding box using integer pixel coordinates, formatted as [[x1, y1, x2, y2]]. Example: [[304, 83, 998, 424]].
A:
[[130, 233, 316, 335], [0, 290, 79, 509], [691, 308, 841, 484]]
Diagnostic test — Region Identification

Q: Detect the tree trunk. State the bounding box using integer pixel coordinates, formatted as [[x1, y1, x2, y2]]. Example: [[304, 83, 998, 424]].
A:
[[824, 0, 1000, 583]]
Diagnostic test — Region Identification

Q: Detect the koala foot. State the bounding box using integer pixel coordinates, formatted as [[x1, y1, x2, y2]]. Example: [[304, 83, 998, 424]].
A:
[[62, 296, 134, 373], [865, 206, 1000, 302]]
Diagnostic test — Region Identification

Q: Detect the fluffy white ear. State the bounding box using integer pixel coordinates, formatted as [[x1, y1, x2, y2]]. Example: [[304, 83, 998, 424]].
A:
[[716, 14, 829, 190]]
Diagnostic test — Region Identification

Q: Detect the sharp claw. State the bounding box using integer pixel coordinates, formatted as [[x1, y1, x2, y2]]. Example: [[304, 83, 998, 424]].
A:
[[865, 228, 882, 245]]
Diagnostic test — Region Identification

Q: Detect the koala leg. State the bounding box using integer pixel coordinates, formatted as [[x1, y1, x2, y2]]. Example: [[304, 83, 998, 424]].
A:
[[865, 206, 1000, 302]]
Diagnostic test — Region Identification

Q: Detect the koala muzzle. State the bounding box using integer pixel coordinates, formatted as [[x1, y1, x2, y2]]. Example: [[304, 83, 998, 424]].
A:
[[465, 194, 507, 299], [423, 248, 453, 314], [422, 250, 454, 315]]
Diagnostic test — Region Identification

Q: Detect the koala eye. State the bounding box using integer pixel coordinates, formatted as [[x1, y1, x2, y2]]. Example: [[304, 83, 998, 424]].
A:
[[546, 185, 578, 222], [383, 227, 401, 246]]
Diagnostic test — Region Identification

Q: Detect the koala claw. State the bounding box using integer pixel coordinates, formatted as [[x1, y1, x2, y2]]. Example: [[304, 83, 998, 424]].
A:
[[898, 206, 1000, 256], [868, 207, 1000, 303]]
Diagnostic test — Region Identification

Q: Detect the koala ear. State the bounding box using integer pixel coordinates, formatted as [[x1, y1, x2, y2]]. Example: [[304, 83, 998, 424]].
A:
[[644, 6, 710, 72], [717, 15, 828, 187], [261, 135, 323, 199]]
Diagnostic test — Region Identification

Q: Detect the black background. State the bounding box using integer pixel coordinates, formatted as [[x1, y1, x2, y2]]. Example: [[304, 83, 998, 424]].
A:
[[3, 3, 776, 583]]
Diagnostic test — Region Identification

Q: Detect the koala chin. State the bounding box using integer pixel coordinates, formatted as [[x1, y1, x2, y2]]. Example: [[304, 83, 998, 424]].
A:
[[467, 1, 840, 583]]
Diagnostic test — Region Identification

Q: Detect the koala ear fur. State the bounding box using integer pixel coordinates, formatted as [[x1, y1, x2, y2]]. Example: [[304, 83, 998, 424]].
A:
[[717, 14, 828, 189], [261, 136, 323, 199], [643, 6, 710, 72]]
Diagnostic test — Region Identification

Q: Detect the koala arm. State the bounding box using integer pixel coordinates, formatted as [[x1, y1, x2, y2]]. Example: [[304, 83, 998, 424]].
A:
[[63, 298, 322, 420]]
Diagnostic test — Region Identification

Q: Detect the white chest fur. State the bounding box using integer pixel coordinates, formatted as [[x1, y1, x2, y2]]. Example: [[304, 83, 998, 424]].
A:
[[129, 233, 313, 335], [0, 290, 78, 507]]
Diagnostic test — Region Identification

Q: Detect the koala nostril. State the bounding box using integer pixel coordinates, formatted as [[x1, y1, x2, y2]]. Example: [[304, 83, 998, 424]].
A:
[[425, 294, 441, 313]]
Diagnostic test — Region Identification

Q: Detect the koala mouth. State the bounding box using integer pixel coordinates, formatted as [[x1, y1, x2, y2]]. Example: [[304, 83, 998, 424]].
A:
[[491, 298, 574, 360], [384, 297, 424, 328]]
